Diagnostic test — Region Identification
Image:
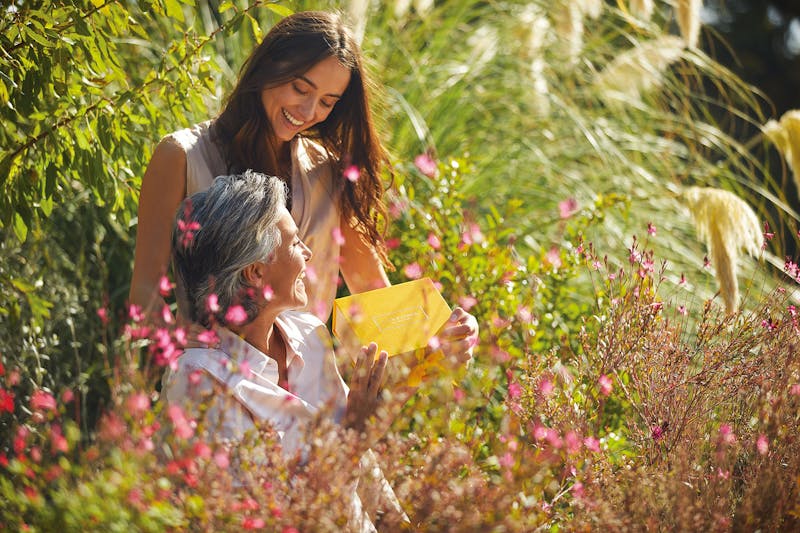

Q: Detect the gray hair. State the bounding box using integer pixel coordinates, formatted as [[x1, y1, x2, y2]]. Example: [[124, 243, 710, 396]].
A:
[[172, 170, 288, 327]]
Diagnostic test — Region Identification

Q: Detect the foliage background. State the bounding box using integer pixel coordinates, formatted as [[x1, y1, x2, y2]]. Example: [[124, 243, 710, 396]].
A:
[[1, 0, 800, 529]]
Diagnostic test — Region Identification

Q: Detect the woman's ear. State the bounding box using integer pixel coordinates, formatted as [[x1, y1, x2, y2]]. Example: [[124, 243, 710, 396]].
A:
[[242, 261, 266, 286]]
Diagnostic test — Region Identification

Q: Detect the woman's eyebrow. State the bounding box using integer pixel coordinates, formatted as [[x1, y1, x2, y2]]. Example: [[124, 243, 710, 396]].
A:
[[297, 75, 343, 98]]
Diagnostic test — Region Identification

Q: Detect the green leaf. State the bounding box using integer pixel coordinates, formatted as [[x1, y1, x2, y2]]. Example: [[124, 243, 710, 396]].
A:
[[13, 212, 28, 242], [265, 3, 293, 17], [164, 0, 185, 24], [218, 1, 235, 13]]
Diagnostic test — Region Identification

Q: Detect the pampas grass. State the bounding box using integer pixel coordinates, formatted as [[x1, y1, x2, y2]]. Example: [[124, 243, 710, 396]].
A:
[[684, 187, 764, 313], [594, 35, 685, 102], [630, 0, 654, 21], [676, 0, 703, 49], [763, 109, 800, 200]]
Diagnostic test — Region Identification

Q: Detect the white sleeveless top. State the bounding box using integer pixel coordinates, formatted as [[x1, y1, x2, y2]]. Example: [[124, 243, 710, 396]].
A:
[[169, 121, 342, 321]]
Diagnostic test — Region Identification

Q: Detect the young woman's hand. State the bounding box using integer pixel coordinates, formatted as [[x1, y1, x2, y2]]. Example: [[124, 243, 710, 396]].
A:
[[344, 342, 388, 433], [438, 306, 479, 365]]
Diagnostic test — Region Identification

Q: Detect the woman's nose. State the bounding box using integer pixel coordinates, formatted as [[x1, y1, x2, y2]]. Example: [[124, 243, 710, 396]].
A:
[[301, 240, 312, 261]]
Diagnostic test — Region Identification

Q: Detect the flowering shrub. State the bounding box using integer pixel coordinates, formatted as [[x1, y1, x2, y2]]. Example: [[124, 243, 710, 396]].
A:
[[1, 151, 799, 530]]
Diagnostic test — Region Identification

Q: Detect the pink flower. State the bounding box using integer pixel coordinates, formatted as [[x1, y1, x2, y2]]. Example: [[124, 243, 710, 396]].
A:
[[403, 262, 422, 279], [453, 387, 465, 403], [564, 431, 582, 454], [677, 305, 687, 315], [508, 382, 522, 400], [385, 237, 400, 250], [499, 452, 514, 468], [126, 392, 150, 416], [598, 374, 613, 396], [791, 384, 800, 395], [545, 247, 562, 269], [197, 329, 218, 346], [647, 222, 657, 236], [0, 389, 14, 413], [533, 425, 548, 441], [414, 153, 438, 178], [193, 441, 212, 459], [558, 197, 579, 219], [651, 425, 664, 441], [97, 307, 109, 325], [50, 426, 68, 454], [719, 424, 736, 445], [214, 449, 230, 469], [242, 517, 265, 530], [161, 304, 174, 325], [427, 336, 441, 350], [262, 285, 274, 301], [332, 227, 345, 246], [206, 294, 220, 313], [756, 434, 769, 455], [158, 276, 173, 297], [584, 436, 600, 453], [30, 390, 57, 412], [225, 305, 248, 325], [167, 405, 195, 439], [128, 304, 144, 322], [539, 378, 554, 397], [458, 295, 478, 311], [343, 165, 360, 182], [427, 233, 441, 250], [491, 346, 510, 362]]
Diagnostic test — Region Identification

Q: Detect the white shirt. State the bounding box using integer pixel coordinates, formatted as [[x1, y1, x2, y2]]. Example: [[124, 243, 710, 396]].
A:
[[162, 310, 347, 455]]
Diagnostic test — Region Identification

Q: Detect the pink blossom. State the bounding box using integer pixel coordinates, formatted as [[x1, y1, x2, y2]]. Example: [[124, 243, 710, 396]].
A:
[[97, 307, 109, 325], [679, 273, 687, 285], [262, 285, 274, 301], [458, 295, 478, 311], [756, 434, 769, 455], [558, 197, 579, 219], [161, 304, 174, 325], [791, 384, 800, 396], [128, 304, 144, 322], [427, 336, 441, 350], [453, 387, 465, 403], [167, 405, 195, 439], [651, 425, 664, 441], [677, 305, 687, 315], [703, 256, 711, 268], [206, 294, 220, 313], [647, 222, 657, 236], [564, 431, 581, 454], [545, 428, 563, 448], [0, 389, 14, 413], [545, 247, 562, 269], [719, 424, 736, 445], [499, 452, 514, 468], [539, 378, 554, 397], [30, 390, 57, 412], [225, 305, 248, 325], [508, 382, 522, 400], [214, 449, 230, 469], [427, 233, 441, 250], [197, 329, 219, 346], [491, 346, 510, 362], [517, 306, 532, 323], [243, 517, 265, 530], [571, 481, 585, 498], [126, 392, 150, 415], [584, 436, 600, 453], [598, 374, 613, 396], [533, 425, 548, 441], [385, 237, 401, 250], [403, 262, 422, 279], [414, 153, 438, 178], [158, 276, 173, 297], [332, 227, 345, 246], [193, 441, 212, 459], [343, 165, 360, 182], [388, 201, 406, 219], [50, 426, 68, 454]]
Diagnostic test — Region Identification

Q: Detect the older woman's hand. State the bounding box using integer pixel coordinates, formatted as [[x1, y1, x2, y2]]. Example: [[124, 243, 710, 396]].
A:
[[438, 306, 479, 365], [344, 342, 388, 433]]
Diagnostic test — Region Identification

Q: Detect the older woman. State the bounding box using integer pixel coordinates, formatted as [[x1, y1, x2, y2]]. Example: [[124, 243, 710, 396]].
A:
[[164, 170, 387, 454]]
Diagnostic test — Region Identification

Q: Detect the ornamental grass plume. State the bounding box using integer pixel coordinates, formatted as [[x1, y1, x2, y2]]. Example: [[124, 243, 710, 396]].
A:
[[684, 187, 764, 313], [594, 35, 685, 102], [762, 109, 800, 201], [676, 0, 703, 49], [629, 0, 654, 21]]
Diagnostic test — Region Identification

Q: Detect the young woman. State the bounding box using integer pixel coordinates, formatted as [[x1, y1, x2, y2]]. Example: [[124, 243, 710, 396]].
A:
[[129, 10, 477, 351]]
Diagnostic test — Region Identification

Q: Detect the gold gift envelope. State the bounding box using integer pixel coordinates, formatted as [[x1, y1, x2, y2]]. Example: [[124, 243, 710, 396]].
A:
[[332, 278, 452, 358]]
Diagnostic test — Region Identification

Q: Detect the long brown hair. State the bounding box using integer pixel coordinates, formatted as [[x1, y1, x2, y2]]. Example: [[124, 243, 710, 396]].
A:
[[212, 11, 391, 263]]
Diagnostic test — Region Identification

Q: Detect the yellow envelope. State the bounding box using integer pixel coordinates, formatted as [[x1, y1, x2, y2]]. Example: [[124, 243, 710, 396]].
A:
[[332, 278, 452, 358]]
